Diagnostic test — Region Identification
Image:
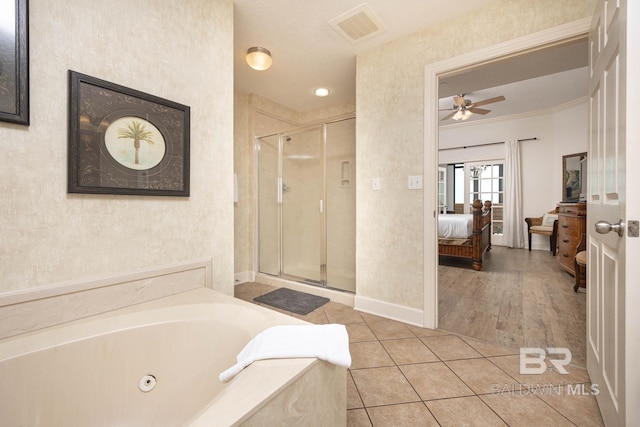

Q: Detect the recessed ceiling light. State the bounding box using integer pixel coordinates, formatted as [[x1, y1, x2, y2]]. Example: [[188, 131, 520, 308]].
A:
[[314, 88, 330, 97]]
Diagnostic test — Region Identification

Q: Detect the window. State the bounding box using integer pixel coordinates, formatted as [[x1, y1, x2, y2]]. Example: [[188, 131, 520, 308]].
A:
[[467, 162, 504, 238]]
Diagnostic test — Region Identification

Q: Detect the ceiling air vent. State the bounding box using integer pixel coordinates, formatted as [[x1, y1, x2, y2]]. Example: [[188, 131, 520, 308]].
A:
[[329, 3, 386, 44]]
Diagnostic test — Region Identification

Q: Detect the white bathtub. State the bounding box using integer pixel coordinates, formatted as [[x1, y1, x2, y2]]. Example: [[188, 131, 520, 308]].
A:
[[0, 288, 346, 426]]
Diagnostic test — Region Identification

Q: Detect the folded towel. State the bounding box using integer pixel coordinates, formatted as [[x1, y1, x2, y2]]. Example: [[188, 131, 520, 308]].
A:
[[219, 324, 351, 382]]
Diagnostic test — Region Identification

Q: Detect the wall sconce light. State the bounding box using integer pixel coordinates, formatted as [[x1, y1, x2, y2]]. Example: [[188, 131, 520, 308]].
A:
[[246, 47, 272, 71]]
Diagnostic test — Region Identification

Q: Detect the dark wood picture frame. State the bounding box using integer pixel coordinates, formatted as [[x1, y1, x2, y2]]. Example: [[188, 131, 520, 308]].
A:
[[68, 71, 190, 196], [562, 152, 586, 202], [0, 0, 29, 125]]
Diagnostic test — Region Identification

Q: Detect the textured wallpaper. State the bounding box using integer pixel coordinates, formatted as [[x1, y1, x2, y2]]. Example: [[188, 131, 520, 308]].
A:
[[356, 0, 597, 309], [0, 0, 234, 294]]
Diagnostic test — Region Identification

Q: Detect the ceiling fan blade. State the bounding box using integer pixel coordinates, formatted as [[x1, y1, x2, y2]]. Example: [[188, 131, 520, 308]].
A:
[[472, 95, 505, 107], [440, 110, 458, 121], [453, 95, 466, 106], [439, 108, 456, 111], [468, 107, 491, 115]]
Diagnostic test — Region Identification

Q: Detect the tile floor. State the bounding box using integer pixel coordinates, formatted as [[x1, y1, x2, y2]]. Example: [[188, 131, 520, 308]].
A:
[[235, 282, 604, 427]]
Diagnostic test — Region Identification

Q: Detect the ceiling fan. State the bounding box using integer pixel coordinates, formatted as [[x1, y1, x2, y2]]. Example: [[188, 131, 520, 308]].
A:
[[440, 94, 506, 121]]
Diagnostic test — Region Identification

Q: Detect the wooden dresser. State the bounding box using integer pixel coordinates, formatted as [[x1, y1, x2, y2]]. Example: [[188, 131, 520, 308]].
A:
[[557, 202, 587, 275]]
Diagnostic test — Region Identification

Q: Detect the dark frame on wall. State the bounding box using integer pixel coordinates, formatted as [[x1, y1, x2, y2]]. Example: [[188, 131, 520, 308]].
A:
[[0, 0, 29, 125], [68, 71, 190, 196], [562, 152, 586, 202]]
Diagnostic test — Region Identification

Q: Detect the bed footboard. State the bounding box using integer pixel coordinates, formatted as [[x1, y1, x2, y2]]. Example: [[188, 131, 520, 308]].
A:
[[439, 200, 492, 270]]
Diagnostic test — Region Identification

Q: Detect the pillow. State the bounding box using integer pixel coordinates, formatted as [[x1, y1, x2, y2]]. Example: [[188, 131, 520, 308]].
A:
[[542, 213, 558, 226]]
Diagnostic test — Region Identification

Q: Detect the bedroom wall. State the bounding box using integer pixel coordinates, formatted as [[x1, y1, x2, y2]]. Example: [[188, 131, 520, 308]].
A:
[[356, 0, 596, 312], [0, 0, 234, 294], [439, 100, 588, 250]]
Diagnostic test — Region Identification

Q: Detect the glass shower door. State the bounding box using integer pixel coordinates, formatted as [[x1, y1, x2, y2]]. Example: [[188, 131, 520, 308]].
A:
[[281, 128, 324, 283], [257, 135, 280, 276], [325, 118, 356, 292]]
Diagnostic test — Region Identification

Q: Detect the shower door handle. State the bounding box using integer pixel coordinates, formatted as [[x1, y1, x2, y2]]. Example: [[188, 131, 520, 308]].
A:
[[320, 199, 323, 213], [277, 177, 283, 204]]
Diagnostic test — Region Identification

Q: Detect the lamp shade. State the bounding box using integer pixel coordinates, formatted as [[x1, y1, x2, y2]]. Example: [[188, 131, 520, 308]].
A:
[[246, 47, 272, 70]]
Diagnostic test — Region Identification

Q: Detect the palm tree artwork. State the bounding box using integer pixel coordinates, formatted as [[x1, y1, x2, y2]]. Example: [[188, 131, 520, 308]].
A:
[[117, 120, 155, 165], [104, 116, 165, 170]]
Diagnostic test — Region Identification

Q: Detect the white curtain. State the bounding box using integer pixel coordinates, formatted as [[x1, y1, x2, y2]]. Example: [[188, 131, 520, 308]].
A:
[[504, 140, 524, 248]]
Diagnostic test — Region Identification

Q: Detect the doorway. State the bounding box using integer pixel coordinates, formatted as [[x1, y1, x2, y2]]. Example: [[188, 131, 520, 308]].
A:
[[256, 117, 356, 292], [423, 19, 592, 330]]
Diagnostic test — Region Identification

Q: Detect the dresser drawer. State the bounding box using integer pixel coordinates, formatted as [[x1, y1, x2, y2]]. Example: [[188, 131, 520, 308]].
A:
[[558, 216, 579, 233], [556, 202, 587, 276], [558, 203, 586, 215]]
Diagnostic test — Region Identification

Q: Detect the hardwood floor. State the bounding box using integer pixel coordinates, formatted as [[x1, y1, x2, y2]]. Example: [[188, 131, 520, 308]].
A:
[[438, 246, 586, 367]]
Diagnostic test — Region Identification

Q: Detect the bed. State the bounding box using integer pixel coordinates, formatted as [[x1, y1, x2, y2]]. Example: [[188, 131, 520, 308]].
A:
[[438, 200, 492, 270]]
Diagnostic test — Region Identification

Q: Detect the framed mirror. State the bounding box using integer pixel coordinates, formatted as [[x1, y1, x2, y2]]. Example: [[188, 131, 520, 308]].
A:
[[0, 0, 29, 125], [562, 152, 586, 202]]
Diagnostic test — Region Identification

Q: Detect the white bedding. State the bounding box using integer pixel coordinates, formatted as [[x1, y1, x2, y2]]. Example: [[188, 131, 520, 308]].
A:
[[439, 214, 473, 239]]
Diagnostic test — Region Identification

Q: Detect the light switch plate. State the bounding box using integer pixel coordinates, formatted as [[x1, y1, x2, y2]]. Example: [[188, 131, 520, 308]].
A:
[[408, 175, 423, 189], [372, 177, 381, 191]]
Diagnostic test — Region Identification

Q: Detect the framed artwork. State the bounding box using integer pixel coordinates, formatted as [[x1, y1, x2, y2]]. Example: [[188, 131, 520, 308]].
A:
[[68, 71, 190, 196], [0, 0, 29, 125], [562, 152, 586, 202]]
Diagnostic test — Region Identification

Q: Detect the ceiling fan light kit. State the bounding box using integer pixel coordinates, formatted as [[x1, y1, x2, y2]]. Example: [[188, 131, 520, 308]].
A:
[[440, 94, 506, 122]]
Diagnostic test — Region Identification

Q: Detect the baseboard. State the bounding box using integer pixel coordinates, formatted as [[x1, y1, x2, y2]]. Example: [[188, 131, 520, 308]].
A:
[[234, 271, 255, 285], [354, 295, 424, 327]]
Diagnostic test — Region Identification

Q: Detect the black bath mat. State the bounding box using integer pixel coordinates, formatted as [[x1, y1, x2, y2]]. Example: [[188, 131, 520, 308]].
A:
[[254, 287, 329, 315]]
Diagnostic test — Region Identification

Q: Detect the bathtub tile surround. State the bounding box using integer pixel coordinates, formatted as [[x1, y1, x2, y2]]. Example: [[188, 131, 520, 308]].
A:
[[237, 282, 604, 426], [0, 259, 210, 340]]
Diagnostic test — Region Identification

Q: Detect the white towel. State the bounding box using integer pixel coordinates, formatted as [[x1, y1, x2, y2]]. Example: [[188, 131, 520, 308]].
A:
[[219, 324, 351, 383]]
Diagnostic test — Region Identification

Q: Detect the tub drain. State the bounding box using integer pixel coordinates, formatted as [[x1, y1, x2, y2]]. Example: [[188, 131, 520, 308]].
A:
[[139, 374, 157, 392]]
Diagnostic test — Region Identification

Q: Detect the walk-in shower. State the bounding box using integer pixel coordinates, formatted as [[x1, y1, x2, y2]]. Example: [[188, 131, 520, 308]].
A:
[[257, 117, 355, 293]]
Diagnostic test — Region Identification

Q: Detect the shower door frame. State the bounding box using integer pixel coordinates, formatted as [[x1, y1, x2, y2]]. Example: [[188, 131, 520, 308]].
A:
[[255, 116, 355, 290]]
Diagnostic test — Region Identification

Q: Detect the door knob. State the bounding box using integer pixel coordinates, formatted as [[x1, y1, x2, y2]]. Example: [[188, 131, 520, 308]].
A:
[[595, 219, 624, 237]]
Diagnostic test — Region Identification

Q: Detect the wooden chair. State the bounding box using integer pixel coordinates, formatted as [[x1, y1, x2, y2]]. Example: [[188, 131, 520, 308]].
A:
[[574, 233, 587, 292], [525, 209, 559, 256]]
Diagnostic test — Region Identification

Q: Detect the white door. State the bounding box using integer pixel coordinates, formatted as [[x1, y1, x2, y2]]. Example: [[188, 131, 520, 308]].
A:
[[587, 1, 639, 425]]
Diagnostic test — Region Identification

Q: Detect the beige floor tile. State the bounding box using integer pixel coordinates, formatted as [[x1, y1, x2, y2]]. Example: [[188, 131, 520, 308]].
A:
[[426, 396, 508, 426], [350, 341, 395, 369], [460, 335, 520, 357], [345, 323, 377, 343], [537, 384, 604, 426], [367, 402, 439, 427], [480, 393, 574, 426], [233, 282, 277, 301], [445, 358, 518, 395], [367, 319, 416, 340], [350, 366, 420, 407], [489, 354, 591, 386], [289, 307, 328, 324], [358, 311, 388, 324], [347, 408, 372, 427], [380, 338, 439, 365], [406, 325, 450, 337], [347, 372, 364, 409], [324, 303, 365, 324], [400, 362, 474, 401], [420, 335, 483, 360]]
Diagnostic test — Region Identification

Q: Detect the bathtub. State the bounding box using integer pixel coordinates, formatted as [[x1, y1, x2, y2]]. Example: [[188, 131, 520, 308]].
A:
[[0, 288, 346, 426]]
